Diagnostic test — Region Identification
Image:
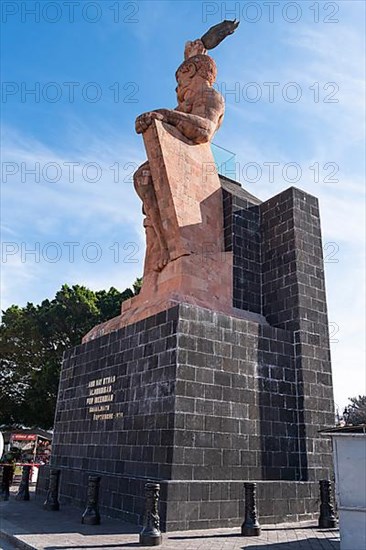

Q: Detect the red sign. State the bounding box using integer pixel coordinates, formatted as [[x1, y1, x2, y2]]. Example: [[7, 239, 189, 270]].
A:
[[11, 434, 37, 441]]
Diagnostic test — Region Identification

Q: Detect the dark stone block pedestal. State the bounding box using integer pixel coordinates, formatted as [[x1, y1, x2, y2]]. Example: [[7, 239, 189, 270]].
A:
[[38, 184, 335, 531]]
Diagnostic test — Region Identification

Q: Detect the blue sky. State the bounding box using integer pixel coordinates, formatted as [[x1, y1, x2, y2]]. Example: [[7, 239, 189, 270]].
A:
[[1, 0, 365, 412]]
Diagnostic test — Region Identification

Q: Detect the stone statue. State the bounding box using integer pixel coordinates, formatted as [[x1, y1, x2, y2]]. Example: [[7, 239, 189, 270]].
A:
[[83, 21, 240, 341], [134, 20, 239, 274]]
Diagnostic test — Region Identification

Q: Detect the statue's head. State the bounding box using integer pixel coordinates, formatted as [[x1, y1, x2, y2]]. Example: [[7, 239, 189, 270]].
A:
[[176, 54, 217, 85], [175, 54, 217, 101], [174, 22, 239, 103]]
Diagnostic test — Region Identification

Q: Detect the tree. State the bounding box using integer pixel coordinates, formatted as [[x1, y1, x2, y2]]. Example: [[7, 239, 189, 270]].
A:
[[96, 287, 133, 321], [343, 395, 366, 426], [0, 280, 141, 429], [132, 277, 143, 296]]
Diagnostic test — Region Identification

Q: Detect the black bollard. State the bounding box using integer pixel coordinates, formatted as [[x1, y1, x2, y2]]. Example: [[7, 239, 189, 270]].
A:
[[81, 476, 101, 525], [139, 482, 162, 546], [241, 482, 261, 536], [43, 469, 61, 511], [0, 465, 13, 501], [15, 465, 31, 501], [318, 480, 337, 528]]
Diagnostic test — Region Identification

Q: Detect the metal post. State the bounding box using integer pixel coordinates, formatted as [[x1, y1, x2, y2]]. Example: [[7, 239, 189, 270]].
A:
[[318, 480, 337, 528], [241, 482, 261, 536], [43, 469, 60, 511], [139, 482, 162, 546], [15, 465, 31, 501], [81, 476, 101, 525], [0, 465, 13, 501]]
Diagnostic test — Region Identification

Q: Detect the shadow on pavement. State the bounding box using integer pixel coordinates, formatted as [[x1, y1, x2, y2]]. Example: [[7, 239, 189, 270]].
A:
[[44, 545, 141, 549], [170, 532, 239, 539], [42, 536, 341, 550], [167, 532, 340, 550], [239, 541, 340, 550], [1, 491, 340, 550], [1, 496, 139, 537], [43, 539, 341, 550], [169, 527, 338, 540], [263, 526, 338, 532]]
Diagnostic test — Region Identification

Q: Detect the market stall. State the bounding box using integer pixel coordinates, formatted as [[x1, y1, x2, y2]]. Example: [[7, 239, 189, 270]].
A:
[[1, 429, 52, 484]]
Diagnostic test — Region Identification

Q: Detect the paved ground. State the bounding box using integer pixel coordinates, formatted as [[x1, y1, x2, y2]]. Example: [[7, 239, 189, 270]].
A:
[[0, 539, 17, 550], [0, 488, 340, 550]]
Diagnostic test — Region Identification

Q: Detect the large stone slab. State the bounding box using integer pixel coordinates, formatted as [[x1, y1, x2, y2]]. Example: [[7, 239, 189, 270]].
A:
[[143, 120, 224, 260]]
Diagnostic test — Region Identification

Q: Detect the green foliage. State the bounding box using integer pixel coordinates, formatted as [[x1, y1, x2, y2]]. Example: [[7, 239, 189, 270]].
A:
[[0, 280, 141, 430], [343, 395, 366, 426], [132, 277, 143, 296]]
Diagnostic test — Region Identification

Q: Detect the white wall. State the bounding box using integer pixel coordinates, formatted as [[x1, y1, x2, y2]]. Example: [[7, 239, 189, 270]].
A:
[[332, 434, 366, 550]]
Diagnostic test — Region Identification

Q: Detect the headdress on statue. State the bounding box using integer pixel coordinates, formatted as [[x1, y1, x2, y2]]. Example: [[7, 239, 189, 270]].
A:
[[176, 20, 239, 84], [175, 54, 217, 85]]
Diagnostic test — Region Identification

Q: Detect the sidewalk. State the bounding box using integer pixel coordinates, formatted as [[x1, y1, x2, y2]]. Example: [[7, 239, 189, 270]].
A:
[[0, 488, 340, 550]]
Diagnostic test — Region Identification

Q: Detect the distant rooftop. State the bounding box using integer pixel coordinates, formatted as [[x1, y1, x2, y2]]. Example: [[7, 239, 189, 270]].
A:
[[320, 424, 366, 434]]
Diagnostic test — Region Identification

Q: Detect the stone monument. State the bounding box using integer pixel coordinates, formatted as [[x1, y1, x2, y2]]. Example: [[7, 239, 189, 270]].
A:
[[38, 21, 335, 531], [84, 20, 239, 336]]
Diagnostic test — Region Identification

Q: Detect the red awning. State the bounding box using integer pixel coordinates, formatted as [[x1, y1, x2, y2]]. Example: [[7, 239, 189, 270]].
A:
[[11, 434, 37, 441]]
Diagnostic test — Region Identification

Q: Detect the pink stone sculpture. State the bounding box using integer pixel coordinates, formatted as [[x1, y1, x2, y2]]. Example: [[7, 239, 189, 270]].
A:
[[83, 21, 240, 342]]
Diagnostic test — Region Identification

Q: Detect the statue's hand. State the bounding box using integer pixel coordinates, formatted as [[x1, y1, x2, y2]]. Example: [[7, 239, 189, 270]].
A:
[[135, 112, 164, 134]]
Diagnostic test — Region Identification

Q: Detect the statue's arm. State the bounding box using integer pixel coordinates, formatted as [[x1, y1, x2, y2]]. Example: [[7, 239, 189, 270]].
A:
[[136, 92, 224, 144], [154, 109, 218, 144]]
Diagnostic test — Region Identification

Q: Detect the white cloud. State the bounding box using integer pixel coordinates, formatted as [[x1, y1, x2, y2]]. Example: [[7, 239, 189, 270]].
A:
[[1, 124, 146, 310]]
